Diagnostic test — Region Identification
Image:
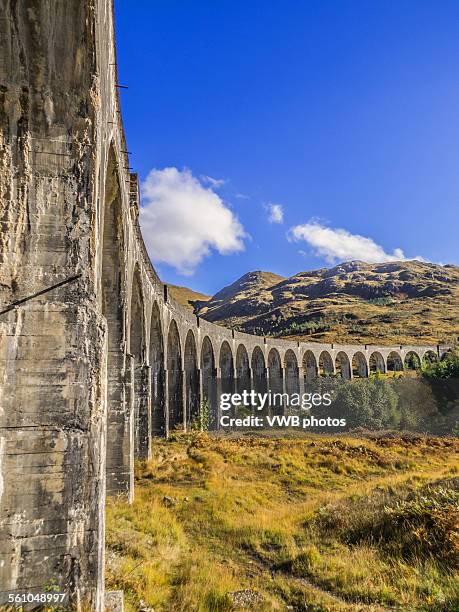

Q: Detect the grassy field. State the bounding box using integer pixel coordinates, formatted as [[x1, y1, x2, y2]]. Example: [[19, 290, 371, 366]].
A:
[[105, 433, 459, 611]]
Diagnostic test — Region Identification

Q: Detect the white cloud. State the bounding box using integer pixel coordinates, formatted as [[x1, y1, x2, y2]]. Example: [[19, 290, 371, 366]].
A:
[[140, 167, 246, 275], [265, 202, 284, 224], [288, 221, 411, 264], [201, 175, 226, 188]]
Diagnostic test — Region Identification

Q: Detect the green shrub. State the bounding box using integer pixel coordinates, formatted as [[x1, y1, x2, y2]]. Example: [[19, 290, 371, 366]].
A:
[[191, 400, 210, 431]]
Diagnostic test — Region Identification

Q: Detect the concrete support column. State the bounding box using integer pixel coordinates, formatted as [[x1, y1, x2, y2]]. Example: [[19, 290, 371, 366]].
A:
[[215, 366, 222, 429], [135, 364, 151, 460], [126, 354, 135, 502], [236, 367, 250, 393], [163, 369, 170, 438], [274, 367, 285, 415], [247, 366, 253, 395], [191, 367, 201, 426], [197, 367, 204, 414], [208, 367, 218, 429], [304, 359, 318, 383], [152, 367, 166, 437], [298, 366, 306, 397], [282, 367, 287, 395], [181, 369, 188, 431], [196, 368, 209, 429], [106, 347, 132, 496], [342, 360, 352, 380], [230, 367, 237, 397], [0, 305, 109, 608]]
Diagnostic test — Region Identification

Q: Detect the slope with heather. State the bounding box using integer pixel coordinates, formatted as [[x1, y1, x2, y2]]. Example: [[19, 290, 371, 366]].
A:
[[193, 261, 459, 345]]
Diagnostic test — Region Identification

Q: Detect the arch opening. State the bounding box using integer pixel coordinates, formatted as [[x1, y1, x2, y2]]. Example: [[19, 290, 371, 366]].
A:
[[130, 266, 148, 458], [251, 346, 267, 395], [303, 350, 318, 383], [150, 302, 165, 436], [236, 344, 250, 394], [423, 350, 438, 367], [220, 341, 234, 391], [220, 341, 235, 417], [167, 320, 183, 430], [284, 349, 300, 395], [387, 351, 403, 373], [352, 352, 368, 378], [404, 351, 421, 371], [184, 330, 199, 429], [319, 351, 334, 376], [201, 337, 217, 428], [369, 351, 385, 374], [335, 351, 352, 380], [268, 348, 282, 393]]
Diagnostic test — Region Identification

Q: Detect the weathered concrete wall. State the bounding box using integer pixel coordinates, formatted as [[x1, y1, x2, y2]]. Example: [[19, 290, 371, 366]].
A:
[[0, 0, 105, 607], [0, 0, 450, 609]]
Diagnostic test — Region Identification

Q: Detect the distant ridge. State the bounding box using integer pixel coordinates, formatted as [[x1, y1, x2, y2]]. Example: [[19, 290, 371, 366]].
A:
[[168, 284, 210, 310], [188, 261, 459, 346]]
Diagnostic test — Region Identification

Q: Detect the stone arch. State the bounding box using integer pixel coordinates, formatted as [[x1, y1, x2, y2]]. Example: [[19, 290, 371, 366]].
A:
[[150, 301, 165, 436], [335, 351, 352, 379], [251, 346, 267, 395], [369, 351, 386, 374], [319, 350, 334, 376], [129, 265, 149, 459], [201, 336, 216, 427], [404, 350, 421, 370], [352, 352, 368, 378], [101, 145, 128, 495], [423, 350, 438, 366], [236, 344, 250, 393], [387, 351, 403, 372], [184, 330, 199, 428], [167, 320, 183, 430], [284, 349, 300, 395], [303, 350, 318, 383]]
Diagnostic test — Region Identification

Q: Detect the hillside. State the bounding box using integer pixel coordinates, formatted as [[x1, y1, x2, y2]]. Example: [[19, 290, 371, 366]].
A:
[[106, 433, 459, 611], [169, 284, 210, 311], [193, 261, 459, 345]]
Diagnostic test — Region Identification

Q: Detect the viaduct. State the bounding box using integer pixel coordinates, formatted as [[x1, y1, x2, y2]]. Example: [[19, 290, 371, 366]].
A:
[[0, 1, 450, 609]]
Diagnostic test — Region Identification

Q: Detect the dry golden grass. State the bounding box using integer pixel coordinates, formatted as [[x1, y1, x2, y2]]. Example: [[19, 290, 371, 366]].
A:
[[106, 433, 459, 611], [168, 284, 210, 311]]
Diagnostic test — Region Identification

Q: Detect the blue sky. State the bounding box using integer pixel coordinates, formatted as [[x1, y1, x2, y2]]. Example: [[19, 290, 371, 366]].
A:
[[114, 0, 459, 295]]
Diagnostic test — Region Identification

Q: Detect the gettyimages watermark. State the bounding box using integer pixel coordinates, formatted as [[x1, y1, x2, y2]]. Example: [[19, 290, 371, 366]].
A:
[[196, 376, 459, 435], [218, 389, 347, 429]]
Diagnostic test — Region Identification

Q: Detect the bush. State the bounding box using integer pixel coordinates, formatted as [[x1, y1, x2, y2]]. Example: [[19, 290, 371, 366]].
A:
[[311, 478, 459, 569], [423, 350, 459, 380], [380, 485, 459, 567], [314, 377, 399, 430], [191, 400, 210, 431]]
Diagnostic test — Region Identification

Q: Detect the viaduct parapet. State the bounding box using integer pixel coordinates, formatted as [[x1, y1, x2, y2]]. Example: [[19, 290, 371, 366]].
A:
[[0, 1, 450, 608]]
